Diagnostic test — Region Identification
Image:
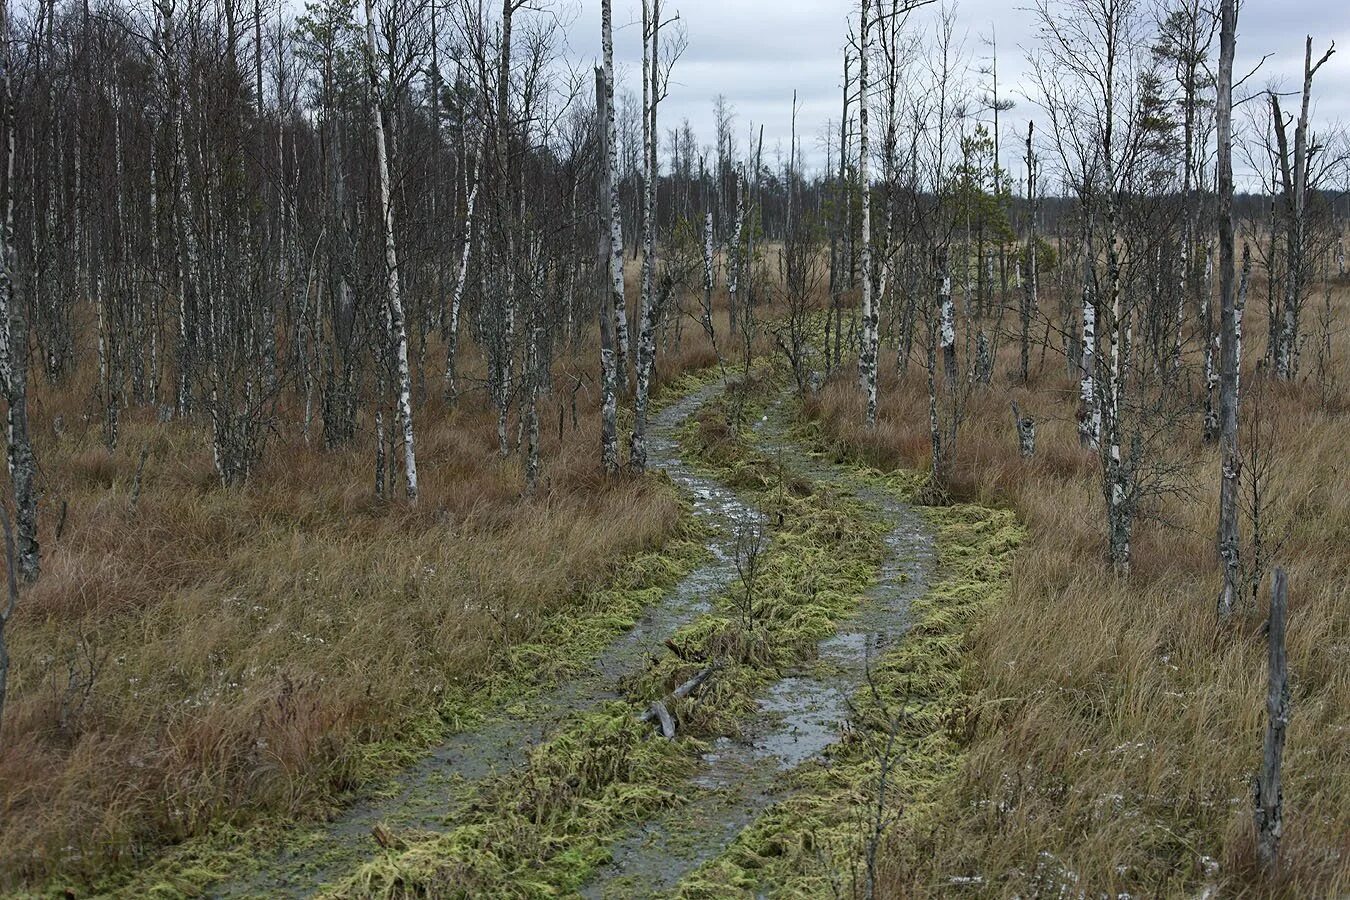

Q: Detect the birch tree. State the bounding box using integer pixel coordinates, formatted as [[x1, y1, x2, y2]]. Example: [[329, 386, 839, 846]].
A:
[[595, 66, 620, 475], [630, 0, 660, 472], [601, 0, 631, 390], [856, 0, 877, 427], [0, 0, 36, 579], [1215, 0, 1239, 620], [363, 0, 418, 502]]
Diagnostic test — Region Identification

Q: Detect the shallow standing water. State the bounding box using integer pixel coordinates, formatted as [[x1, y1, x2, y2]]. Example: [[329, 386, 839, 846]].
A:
[[581, 396, 936, 899]]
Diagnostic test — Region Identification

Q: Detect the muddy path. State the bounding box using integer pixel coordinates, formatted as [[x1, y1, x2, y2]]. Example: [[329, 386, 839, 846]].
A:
[[579, 396, 936, 898], [208, 382, 761, 899], [206, 378, 936, 899]]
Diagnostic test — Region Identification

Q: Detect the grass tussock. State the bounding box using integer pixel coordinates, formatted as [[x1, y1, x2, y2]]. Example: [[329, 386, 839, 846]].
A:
[[802, 281, 1350, 897]]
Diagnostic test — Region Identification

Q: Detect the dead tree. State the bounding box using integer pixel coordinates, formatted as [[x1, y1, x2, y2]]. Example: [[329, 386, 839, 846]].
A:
[[1253, 567, 1290, 873], [1010, 400, 1035, 458], [1269, 38, 1335, 380]]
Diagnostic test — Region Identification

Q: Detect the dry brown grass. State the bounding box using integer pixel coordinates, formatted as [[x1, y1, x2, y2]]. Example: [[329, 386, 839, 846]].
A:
[[0, 316, 723, 889], [807, 280, 1350, 897]]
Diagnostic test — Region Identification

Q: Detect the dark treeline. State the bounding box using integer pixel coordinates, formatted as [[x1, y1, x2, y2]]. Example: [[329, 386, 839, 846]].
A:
[[0, 0, 1347, 586]]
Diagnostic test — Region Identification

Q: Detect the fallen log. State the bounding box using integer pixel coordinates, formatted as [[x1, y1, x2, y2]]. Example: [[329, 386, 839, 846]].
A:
[[639, 666, 716, 739]]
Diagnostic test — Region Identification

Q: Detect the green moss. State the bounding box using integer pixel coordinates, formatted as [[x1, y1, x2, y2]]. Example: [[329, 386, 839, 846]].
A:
[[334, 705, 698, 899]]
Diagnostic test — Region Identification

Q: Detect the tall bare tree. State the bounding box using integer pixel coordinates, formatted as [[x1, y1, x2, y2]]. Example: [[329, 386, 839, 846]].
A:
[[0, 0, 36, 579], [1215, 0, 1239, 620]]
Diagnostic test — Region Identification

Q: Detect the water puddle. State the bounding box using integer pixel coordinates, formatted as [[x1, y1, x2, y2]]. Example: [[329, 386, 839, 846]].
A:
[[581, 397, 936, 898]]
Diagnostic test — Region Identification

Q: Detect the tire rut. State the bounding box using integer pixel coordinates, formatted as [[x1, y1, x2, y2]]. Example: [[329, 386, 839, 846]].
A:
[[579, 395, 936, 898]]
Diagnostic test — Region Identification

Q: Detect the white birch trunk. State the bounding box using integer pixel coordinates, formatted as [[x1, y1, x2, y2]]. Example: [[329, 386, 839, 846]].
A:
[[0, 0, 37, 579], [364, 0, 417, 503], [631, 0, 661, 473], [857, 0, 878, 426], [595, 67, 620, 475], [1079, 266, 1098, 449], [728, 168, 745, 333], [939, 265, 955, 385], [1215, 0, 1241, 618], [444, 135, 482, 403], [601, 0, 631, 390]]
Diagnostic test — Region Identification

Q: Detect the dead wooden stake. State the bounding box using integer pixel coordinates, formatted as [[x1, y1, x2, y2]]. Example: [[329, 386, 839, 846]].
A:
[[130, 443, 150, 512], [1010, 401, 1036, 458], [1254, 567, 1290, 872]]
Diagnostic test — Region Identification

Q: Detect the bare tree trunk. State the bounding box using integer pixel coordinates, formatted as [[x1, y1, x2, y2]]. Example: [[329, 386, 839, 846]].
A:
[[938, 250, 956, 386], [631, 0, 661, 473], [1271, 39, 1335, 380], [701, 210, 716, 346], [727, 167, 744, 335], [927, 247, 949, 486], [1216, 0, 1240, 619], [445, 135, 482, 403], [1254, 567, 1290, 872], [1011, 401, 1036, 458], [857, 0, 878, 426], [0, 507, 18, 742], [595, 67, 620, 475], [1078, 226, 1099, 449], [525, 291, 541, 493], [601, 0, 631, 390], [363, 0, 417, 503], [1021, 121, 1036, 383], [157, 0, 198, 418], [0, 0, 36, 580]]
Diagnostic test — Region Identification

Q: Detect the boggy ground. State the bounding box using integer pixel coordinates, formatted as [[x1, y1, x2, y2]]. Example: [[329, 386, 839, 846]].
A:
[[0, 330, 723, 894], [2, 328, 1026, 898], [802, 280, 1350, 897], [308, 367, 1019, 899]]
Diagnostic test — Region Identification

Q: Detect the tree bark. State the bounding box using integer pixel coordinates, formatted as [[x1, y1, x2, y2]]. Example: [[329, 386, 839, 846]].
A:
[[1021, 121, 1036, 383], [445, 135, 482, 404], [631, 0, 662, 473], [857, 0, 878, 426], [595, 68, 620, 475], [601, 0, 631, 390], [0, 0, 36, 579], [1254, 567, 1290, 872]]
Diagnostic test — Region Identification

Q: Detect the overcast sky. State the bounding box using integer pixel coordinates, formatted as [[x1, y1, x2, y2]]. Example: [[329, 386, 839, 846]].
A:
[[554, 0, 1350, 188]]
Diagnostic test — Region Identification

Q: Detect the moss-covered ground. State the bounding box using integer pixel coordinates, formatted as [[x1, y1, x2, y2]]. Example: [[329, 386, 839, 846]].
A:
[[326, 373, 893, 898]]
